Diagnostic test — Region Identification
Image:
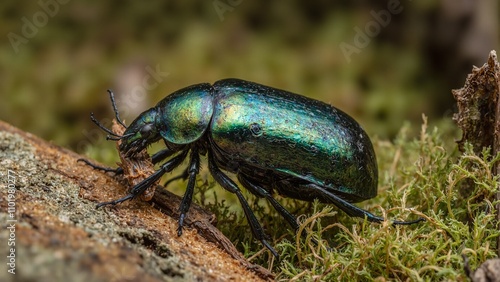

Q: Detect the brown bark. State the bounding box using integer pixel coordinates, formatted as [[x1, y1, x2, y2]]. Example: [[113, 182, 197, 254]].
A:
[[0, 120, 273, 281]]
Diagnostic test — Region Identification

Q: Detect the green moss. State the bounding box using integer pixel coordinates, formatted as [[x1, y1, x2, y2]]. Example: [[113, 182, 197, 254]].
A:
[[193, 116, 499, 281], [275, 117, 498, 281]]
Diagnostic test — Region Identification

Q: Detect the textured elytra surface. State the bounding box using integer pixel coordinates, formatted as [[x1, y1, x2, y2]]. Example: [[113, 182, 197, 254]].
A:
[[210, 79, 378, 202]]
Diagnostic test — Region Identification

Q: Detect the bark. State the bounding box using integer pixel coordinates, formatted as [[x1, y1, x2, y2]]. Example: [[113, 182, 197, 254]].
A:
[[0, 120, 273, 282]]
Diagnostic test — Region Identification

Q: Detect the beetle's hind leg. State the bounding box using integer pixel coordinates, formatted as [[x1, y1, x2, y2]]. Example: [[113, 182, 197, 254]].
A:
[[207, 152, 279, 259], [311, 184, 424, 225]]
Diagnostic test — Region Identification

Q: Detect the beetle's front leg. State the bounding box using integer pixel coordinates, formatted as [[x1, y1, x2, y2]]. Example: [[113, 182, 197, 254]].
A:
[[97, 149, 189, 208], [151, 147, 181, 164], [78, 158, 124, 175], [78, 147, 179, 176], [177, 148, 200, 236]]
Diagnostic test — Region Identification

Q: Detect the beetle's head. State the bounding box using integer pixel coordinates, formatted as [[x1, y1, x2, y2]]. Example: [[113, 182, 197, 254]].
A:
[[119, 108, 161, 156]]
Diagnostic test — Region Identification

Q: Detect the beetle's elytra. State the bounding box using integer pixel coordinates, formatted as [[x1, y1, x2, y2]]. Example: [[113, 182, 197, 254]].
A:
[[83, 78, 423, 258]]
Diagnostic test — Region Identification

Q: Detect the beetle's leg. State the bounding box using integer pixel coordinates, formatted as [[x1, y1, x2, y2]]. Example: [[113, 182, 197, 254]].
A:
[[311, 184, 424, 225], [237, 174, 299, 231], [177, 149, 200, 236], [238, 174, 321, 247], [78, 147, 176, 176], [77, 158, 124, 175], [207, 153, 279, 260], [164, 169, 189, 187], [151, 147, 180, 164], [97, 149, 189, 208], [81, 147, 178, 175], [106, 89, 127, 128], [154, 147, 189, 188]]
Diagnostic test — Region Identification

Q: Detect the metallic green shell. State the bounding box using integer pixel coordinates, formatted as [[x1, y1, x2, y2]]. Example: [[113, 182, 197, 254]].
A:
[[156, 83, 214, 144], [210, 79, 378, 201]]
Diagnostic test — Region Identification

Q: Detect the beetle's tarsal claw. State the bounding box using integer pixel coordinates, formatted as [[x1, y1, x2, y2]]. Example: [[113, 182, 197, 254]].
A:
[[177, 216, 185, 237]]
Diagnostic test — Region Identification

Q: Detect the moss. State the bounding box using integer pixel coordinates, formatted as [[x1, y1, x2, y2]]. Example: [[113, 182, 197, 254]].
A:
[[271, 117, 498, 281], [192, 115, 498, 281]]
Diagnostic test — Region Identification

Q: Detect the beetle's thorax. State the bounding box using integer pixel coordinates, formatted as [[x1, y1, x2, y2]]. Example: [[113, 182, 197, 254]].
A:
[[156, 83, 215, 145]]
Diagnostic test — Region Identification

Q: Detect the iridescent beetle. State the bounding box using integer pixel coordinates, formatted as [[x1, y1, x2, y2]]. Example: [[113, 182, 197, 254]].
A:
[[82, 78, 423, 258]]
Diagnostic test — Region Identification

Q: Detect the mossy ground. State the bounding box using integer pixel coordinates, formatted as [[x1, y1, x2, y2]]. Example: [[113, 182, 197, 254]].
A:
[[181, 116, 498, 281]]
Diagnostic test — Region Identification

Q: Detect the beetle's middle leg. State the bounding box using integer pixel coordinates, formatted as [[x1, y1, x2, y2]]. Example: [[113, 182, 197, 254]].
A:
[[237, 174, 299, 231], [207, 152, 279, 259], [238, 173, 321, 247], [163, 168, 189, 188]]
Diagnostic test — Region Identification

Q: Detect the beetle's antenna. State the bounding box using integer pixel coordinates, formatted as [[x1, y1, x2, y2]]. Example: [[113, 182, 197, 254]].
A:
[[90, 112, 120, 137], [90, 112, 135, 141], [107, 89, 127, 128]]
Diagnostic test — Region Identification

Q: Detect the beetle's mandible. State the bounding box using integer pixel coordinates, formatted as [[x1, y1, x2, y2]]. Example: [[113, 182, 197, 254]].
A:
[[82, 78, 424, 259]]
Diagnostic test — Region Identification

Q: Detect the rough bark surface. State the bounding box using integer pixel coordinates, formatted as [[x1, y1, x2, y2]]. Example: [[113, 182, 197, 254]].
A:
[[453, 50, 500, 154], [0, 120, 274, 282]]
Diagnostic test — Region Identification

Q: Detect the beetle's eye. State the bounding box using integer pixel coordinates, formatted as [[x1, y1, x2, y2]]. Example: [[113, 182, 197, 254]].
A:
[[140, 124, 153, 136]]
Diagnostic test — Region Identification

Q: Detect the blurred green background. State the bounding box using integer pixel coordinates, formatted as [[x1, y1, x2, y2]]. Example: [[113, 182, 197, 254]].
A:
[[0, 1, 498, 162]]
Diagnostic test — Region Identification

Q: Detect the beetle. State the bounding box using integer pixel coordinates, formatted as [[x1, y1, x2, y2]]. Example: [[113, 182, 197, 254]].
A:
[[83, 78, 423, 258]]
